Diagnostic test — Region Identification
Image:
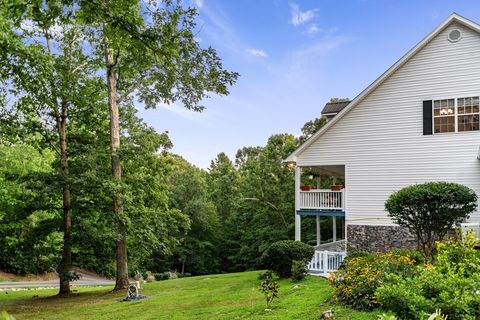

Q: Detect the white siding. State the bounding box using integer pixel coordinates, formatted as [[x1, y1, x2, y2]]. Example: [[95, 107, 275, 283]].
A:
[[297, 22, 480, 225]]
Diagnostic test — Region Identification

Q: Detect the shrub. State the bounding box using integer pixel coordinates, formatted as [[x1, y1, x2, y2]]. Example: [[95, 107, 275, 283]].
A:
[[259, 275, 279, 309], [377, 311, 448, 320], [376, 234, 480, 320], [261, 240, 314, 278], [385, 181, 477, 262], [154, 272, 170, 281], [257, 270, 275, 281], [1, 311, 15, 320], [391, 249, 424, 265], [290, 260, 308, 282], [145, 271, 155, 282], [330, 251, 418, 310], [177, 273, 191, 278], [154, 271, 178, 281], [435, 231, 480, 277], [376, 270, 480, 320]]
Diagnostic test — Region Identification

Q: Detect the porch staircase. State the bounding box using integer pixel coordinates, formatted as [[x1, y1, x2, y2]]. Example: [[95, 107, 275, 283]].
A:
[[307, 240, 346, 277]]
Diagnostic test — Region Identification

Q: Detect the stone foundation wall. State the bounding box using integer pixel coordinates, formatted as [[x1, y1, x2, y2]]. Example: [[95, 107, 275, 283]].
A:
[[347, 224, 417, 252]]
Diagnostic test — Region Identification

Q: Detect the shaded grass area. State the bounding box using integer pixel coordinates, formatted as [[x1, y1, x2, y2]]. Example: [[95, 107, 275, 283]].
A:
[[0, 271, 381, 319]]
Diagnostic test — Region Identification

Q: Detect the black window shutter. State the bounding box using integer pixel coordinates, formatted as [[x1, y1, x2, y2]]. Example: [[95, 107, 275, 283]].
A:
[[423, 100, 433, 135]]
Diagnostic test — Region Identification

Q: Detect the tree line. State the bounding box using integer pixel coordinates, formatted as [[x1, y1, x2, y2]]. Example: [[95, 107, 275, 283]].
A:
[[0, 0, 332, 296], [0, 0, 237, 295]]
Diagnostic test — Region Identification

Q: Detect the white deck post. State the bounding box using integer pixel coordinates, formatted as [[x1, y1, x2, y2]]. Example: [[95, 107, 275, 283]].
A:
[[322, 251, 328, 277], [332, 216, 337, 242], [294, 166, 301, 241], [316, 216, 321, 246]]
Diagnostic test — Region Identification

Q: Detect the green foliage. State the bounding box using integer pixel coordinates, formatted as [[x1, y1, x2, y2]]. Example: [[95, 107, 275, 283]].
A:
[[259, 274, 279, 309], [299, 117, 327, 144], [376, 234, 480, 320], [330, 251, 419, 310], [154, 272, 171, 281], [261, 240, 314, 278], [290, 260, 308, 282], [151, 156, 220, 276], [385, 182, 477, 261], [257, 270, 275, 281], [377, 315, 397, 320], [377, 312, 448, 320], [0, 145, 60, 274], [154, 271, 182, 281], [0, 311, 15, 320], [207, 153, 239, 223], [221, 134, 298, 271]]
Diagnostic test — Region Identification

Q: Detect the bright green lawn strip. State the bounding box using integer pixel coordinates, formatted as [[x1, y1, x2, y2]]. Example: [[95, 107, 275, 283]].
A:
[[0, 271, 382, 320]]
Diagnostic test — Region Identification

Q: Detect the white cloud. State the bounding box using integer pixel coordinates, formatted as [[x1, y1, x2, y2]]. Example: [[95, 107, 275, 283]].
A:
[[304, 24, 319, 35], [157, 101, 209, 122], [245, 48, 268, 57], [289, 2, 317, 26], [304, 25, 338, 36], [194, 0, 203, 8]]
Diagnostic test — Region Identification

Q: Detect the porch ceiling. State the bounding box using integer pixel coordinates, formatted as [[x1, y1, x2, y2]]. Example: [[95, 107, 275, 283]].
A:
[[305, 165, 344, 177]]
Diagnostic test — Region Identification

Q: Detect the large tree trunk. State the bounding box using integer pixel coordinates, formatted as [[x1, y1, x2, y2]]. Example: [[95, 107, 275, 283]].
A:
[[105, 46, 129, 290], [57, 100, 72, 296], [44, 26, 73, 296]]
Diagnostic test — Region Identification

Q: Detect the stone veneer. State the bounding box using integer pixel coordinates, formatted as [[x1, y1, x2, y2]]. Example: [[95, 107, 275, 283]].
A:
[[347, 224, 417, 252]]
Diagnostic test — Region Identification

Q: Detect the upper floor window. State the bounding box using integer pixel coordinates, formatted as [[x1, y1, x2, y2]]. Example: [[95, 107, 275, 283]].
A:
[[458, 97, 479, 132], [432, 96, 480, 134], [433, 99, 455, 133]]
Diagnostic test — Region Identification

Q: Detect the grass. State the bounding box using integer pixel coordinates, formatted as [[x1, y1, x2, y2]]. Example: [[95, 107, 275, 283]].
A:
[[0, 271, 382, 320]]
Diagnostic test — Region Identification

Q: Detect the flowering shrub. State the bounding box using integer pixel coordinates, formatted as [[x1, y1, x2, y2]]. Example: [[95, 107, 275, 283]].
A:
[[376, 232, 480, 320], [330, 251, 419, 310]]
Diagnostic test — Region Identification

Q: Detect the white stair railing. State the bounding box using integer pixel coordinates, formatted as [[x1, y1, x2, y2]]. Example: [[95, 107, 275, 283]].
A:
[[307, 250, 346, 277]]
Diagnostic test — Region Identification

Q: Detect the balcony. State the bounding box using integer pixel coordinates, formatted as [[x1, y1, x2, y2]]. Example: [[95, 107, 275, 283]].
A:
[[299, 189, 345, 211]]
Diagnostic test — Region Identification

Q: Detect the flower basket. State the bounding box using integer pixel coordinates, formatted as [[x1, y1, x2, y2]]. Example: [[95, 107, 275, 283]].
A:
[[300, 185, 312, 191], [330, 185, 343, 191]]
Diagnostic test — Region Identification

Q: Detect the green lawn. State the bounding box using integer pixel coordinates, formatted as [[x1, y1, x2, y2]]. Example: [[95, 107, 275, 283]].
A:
[[0, 271, 382, 319]]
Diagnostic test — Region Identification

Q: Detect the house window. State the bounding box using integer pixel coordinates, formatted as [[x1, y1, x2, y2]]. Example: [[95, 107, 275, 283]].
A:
[[433, 99, 455, 133], [457, 96, 480, 132]]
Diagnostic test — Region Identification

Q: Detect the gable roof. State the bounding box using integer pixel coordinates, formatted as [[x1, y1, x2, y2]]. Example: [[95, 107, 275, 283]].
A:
[[285, 13, 480, 163], [321, 101, 350, 115]]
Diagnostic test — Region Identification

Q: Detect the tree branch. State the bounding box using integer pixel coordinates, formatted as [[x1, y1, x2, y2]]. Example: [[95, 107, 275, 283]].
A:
[[117, 74, 146, 104]]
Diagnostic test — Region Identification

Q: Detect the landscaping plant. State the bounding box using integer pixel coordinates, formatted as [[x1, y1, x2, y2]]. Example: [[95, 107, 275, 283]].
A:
[[290, 260, 308, 282], [330, 251, 419, 310], [376, 232, 480, 320], [259, 272, 279, 310], [261, 240, 314, 278], [0, 311, 14, 320], [385, 182, 477, 262]]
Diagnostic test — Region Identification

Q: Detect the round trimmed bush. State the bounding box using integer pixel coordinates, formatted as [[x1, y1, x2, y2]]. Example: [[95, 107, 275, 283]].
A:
[[385, 181, 477, 261], [261, 240, 314, 278]]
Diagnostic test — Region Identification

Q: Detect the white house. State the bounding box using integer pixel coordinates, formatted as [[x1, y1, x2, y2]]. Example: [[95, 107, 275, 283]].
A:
[[285, 13, 480, 274]]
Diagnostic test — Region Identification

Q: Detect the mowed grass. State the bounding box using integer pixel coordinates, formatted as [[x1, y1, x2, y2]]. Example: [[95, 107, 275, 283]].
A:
[[0, 271, 381, 320]]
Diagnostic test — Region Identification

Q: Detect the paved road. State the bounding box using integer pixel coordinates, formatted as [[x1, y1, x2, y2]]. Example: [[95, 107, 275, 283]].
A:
[[0, 279, 115, 288], [0, 270, 115, 288]]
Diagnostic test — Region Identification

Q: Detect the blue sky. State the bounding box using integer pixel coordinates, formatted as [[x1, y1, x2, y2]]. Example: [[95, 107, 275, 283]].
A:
[[139, 0, 480, 169]]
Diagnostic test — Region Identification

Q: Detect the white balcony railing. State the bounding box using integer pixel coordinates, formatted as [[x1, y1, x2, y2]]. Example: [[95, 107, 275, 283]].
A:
[[300, 189, 344, 210], [308, 250, 346, 276]]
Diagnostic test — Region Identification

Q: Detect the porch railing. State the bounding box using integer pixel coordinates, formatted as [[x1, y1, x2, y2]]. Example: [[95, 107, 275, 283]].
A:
[[300, 189, 344, 210], [307, 250, 346, 277]]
